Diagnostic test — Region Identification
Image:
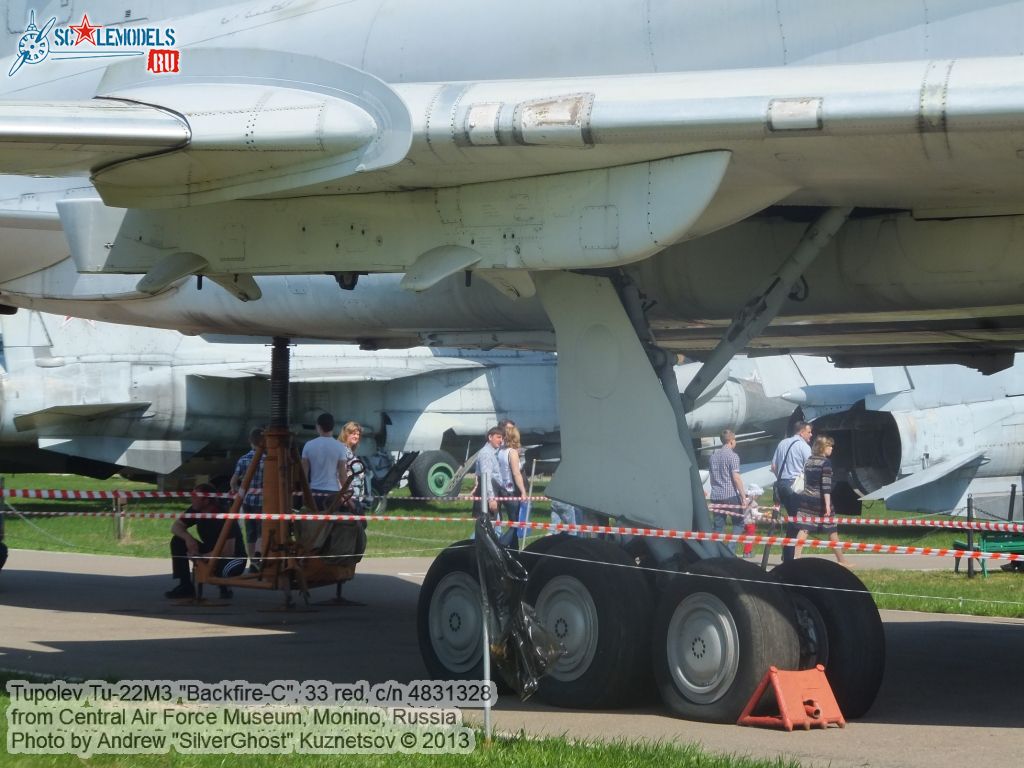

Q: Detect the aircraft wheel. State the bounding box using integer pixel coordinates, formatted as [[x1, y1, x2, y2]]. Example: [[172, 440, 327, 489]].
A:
[[408, 450, 459, 499], [417, 540, 485, 678], [653, 557, 799, 723], [516, 532, 572, 570], [772, 558, 885, 718], [526, 537, 653, 708]]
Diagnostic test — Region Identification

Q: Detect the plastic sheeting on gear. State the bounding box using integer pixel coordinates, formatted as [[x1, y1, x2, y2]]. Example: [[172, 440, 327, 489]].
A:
[[474, 516, 563, 700]]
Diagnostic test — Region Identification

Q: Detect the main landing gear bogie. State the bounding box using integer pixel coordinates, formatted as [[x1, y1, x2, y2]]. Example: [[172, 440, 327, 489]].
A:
[[416, 535, 885, 723]]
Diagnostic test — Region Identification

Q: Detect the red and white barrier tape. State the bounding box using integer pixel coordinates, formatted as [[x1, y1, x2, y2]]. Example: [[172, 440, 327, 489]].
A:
[[4, 486, 1024, 534], [3, 505, 1022, 564]]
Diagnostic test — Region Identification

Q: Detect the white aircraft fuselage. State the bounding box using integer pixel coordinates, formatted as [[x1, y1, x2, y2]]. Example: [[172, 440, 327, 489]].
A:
[[0, 1, 1023, 372]]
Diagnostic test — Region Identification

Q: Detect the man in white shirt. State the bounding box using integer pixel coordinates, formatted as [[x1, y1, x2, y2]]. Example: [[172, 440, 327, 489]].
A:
[[770, 420, 813, 562], [301, 412, 349, 510]]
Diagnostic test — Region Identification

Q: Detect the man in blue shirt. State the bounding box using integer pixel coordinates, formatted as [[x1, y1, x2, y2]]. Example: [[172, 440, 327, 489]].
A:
[[472, 426, 505, 520], [771, 420, 813, 562]]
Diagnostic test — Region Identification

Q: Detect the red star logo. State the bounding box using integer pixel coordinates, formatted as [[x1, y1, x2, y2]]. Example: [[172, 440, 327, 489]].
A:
[[68, 13, 101, 46]]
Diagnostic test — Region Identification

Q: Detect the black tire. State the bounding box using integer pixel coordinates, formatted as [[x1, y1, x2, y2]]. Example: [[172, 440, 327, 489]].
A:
[[771, 558, 885, 719], [516, 532, 572, 570], [652, 557, 800, 723], [408, 450, 459, 499], [417, 540, 485, 679], [525, 537, 654, 709], [0, 541, 7, 573]]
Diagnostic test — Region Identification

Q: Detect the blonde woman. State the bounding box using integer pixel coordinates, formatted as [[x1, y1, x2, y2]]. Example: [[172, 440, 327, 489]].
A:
[[496, 425, 528, 545], [337, 421, 364, 496], [794, 435, 847, 565], [499, 425, 528, 500]]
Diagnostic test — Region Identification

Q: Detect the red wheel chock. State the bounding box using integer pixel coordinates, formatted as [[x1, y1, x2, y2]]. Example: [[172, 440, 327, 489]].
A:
[[737, 665, 846, 730]]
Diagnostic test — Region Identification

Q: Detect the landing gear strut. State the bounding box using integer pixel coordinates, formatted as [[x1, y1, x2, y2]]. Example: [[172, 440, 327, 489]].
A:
[[418, 207, 884, 721]]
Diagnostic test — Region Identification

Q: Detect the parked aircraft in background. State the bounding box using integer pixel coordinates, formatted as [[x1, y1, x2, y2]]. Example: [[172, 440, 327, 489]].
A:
[[5, 301, 1018, 517], [0, 308, 793, 494], [755, 356, 1024, 517], [0, 307, 560, 493]]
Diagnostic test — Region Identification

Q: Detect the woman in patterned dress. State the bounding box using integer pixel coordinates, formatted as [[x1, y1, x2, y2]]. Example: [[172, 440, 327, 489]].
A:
[[794, 435, 847, 564]]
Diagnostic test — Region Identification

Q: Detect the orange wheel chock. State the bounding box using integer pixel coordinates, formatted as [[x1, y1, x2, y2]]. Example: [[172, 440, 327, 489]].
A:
[[737, 665, 846, 731]]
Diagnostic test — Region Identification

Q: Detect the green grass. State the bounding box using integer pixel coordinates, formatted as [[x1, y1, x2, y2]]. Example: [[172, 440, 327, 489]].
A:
[[4, 473, 1024, 620], [0, 676, 797, 768], [856, 569, 1024, 618]]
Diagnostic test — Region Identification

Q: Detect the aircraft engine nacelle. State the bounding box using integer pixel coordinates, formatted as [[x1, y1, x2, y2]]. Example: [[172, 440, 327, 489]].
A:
[[814, 398, 1024, 511], [685, 379, 794, 438]]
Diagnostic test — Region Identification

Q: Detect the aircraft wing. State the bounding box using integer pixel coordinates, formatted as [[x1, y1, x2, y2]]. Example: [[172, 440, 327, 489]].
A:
[[191, 361, 487, 384], [13, 402, 151, 432], [37, 437, 208, 475], [0, 49, 413, 208], [3, 51, 1024, 281], [860, 449, 986, 513]]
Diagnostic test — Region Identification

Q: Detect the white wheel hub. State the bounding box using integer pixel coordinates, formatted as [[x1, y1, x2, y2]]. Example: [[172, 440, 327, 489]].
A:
[[534, 575, 599, 682], [665, 592, 740, 703], [428, 571, 481, 673]]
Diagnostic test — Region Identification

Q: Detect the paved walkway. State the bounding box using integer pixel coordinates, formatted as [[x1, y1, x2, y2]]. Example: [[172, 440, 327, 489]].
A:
[[1, 549, 1022, 768]]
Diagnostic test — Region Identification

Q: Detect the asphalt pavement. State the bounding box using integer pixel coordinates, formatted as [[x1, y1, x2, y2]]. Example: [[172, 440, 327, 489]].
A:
[[1, 548, 1022, 768]]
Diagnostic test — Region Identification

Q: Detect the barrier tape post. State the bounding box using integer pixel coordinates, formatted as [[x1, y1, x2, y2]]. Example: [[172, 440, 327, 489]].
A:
[[518, 459, 537, 546], [760, 497, 780, 571], [967, 495, 975, 579], [114, 491, 124, 541], [476, 472, 493, 746]]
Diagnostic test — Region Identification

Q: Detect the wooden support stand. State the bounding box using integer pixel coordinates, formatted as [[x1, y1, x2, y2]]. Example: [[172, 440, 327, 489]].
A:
[[191, 337, 362, 605]]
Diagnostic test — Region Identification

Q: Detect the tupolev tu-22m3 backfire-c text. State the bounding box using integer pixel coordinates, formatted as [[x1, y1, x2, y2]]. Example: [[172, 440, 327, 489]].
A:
[[2, 0, 1024, 724]]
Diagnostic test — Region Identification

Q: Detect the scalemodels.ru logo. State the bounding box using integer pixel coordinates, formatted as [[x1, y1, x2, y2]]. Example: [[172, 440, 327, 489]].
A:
[[9, 9, 181, 77]]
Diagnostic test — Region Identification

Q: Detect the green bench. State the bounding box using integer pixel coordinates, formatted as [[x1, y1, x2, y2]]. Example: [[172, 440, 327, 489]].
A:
[[953, 533, 1024, 577]]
